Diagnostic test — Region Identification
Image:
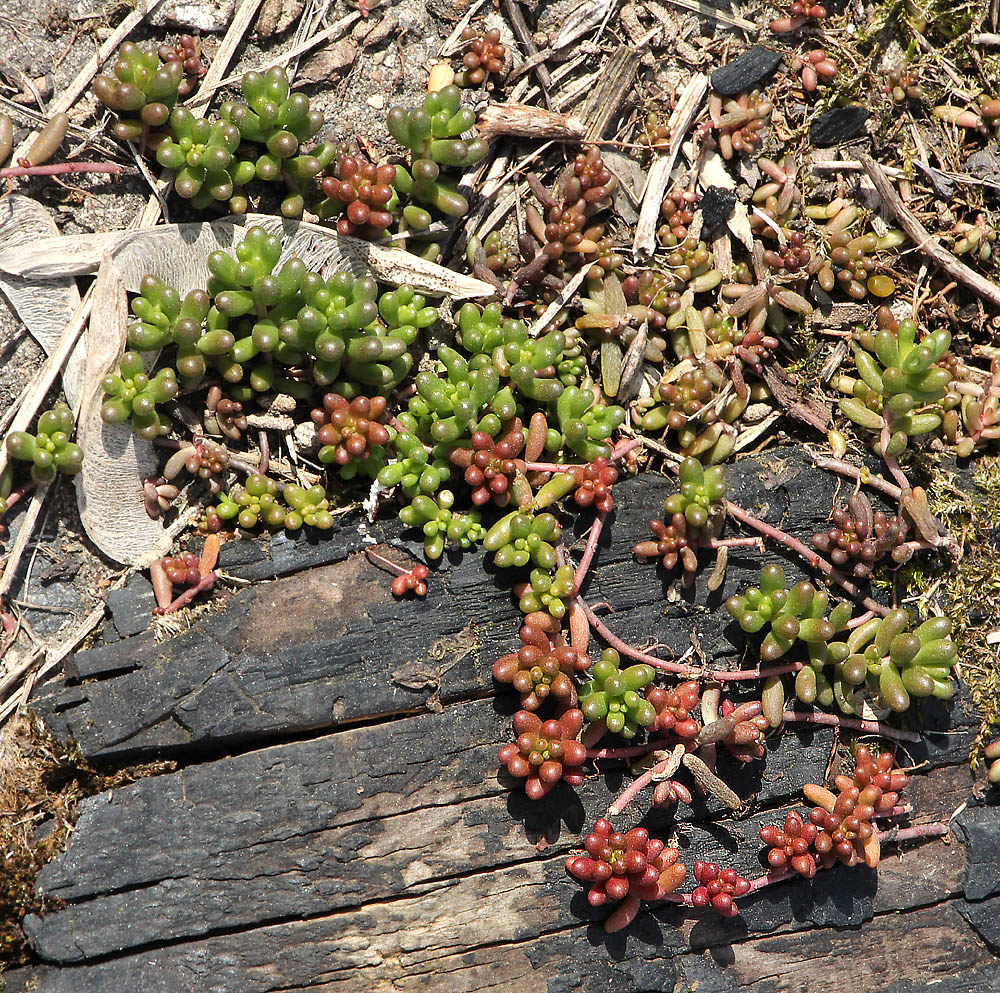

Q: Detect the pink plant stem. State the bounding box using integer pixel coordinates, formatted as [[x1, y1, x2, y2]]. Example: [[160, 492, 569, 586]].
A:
[[586, 737, 673, 760], [578, 596, 703, 676], [365, 546, 410, 577], [710, 536, 763, 550], [781, 709, 921, 743], [523, 437, 644, 474], [879, 422, 910, 491], [0, 162, 125, 179], [846, 609, 875, 629], [607, 745, 684, 816], [878, 822, 948, 842], [157, 572, 216, 615], [713, 660, 804, 682], [810, 455, 903, 501], [724, 499, 890, 617], [574, 511, 606, 590]]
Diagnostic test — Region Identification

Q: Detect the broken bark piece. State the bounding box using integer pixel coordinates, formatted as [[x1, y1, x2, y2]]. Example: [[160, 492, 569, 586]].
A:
[[296, 39, 358, 84], [810, 107, 871, 148], [710, 46, 782, 96], [581, 45, 640, 141], [476, 103, 586, 141], [255, 0, 307, 37]]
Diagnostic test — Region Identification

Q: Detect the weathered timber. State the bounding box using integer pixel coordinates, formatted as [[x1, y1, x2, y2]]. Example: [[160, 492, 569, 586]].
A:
[[35, 447, 976, 764], [24, 688, 848, 964], [9, 835, 986, 993]]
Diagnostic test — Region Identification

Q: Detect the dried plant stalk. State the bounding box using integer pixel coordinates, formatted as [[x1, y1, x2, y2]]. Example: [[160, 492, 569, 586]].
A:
[[476, 103, 586, 142]]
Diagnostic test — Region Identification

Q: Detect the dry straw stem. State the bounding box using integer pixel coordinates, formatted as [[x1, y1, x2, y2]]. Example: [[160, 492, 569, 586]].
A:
[[652, 0, 755, 31], [859, 153, 1000, 309], [0, 488, 49, 600], [633, 73, 709, 256], [476, 103, 587, 142]]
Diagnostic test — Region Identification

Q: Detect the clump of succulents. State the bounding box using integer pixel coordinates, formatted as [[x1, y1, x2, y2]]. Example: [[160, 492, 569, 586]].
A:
[[578, 648, 656, 738], [498, 708, 586, 798], [835, 310, 951, 457], [93, 42, 186, 142], [5, 403, 84, 485]]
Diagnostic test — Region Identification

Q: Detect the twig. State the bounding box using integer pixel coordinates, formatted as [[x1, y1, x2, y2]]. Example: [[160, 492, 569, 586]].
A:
[[808, 454, 903, 501], [859, 153, 1000, 309], [579, 596, 703, 676], [633, 74, 708, 257], [502, 0, 554, 107], [573, 511, 606, 591], [0, 487, 51, 600], [781, 710, 921, 743], [724, 499, 890, 617], [0, 162, 124, 180]]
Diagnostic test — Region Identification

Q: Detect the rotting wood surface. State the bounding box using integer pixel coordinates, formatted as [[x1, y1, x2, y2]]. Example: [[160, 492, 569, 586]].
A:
[[7, 447, 1000, 993]]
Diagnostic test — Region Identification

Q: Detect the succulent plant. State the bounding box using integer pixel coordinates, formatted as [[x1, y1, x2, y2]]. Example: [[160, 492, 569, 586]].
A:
[[482, 508, 561, 569], [311, 393, 392, 479], [645, 680, 701, 738], [127, 276, 211, 354], [835, 311, 951, 456], [984, 739, 1000, 785], [770, 0, 827, 32], [759, 809, 820, 877], [800, 745, 908, 869], [690, 861, 751, 917], [155, 109, 242, 206], [454, 27, 506, 88], [517, 147, 622, 294], [448, 418, 524, 507], [811, 490, 908, 578], [282, 483, 335, 530], [569, 458, 618, 513], [399, 490, 486, 560], [101, 352, 178, 440], [708, 90, 771, 160], [567, 819, 686, 907], [811, 212, 905, 301], [387, 85, 487, 218], [513, 564, 578, 619], [316, 146, 398, 236], [578, 648, 656, 737], [498, 708, 586, 798], [634, 459, 728, 582], [93, 42, 185, 141], [455, 302, 526, 355], [230, 472, 287, 529], [553, 386, 625, 462], [204, 386, 248, 441], [157, 34, 206, 98], [377, 432, 450, 499], [5, 403, 84, 485], [492, 632, 589, 710], [219, 67, 329, 216], [835, 608, 957, 714], [658, 189, 698, 245], [725, 565, 852, 663]]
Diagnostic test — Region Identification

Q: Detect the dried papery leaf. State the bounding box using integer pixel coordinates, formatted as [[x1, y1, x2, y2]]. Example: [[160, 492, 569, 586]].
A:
[[849, 490, 874, 541], [902, 487, 941, 544], [0, 216, 495, 300], [76, 255, 171, 567], [706, 544, 727, 592], [682, 752, 742, 810], [0, 195, 85, 404]]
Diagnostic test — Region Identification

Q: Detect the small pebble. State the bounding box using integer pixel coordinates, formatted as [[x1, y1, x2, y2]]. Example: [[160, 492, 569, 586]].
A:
[[367, 93, 385, 109], [427, 62, 455, 92]]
